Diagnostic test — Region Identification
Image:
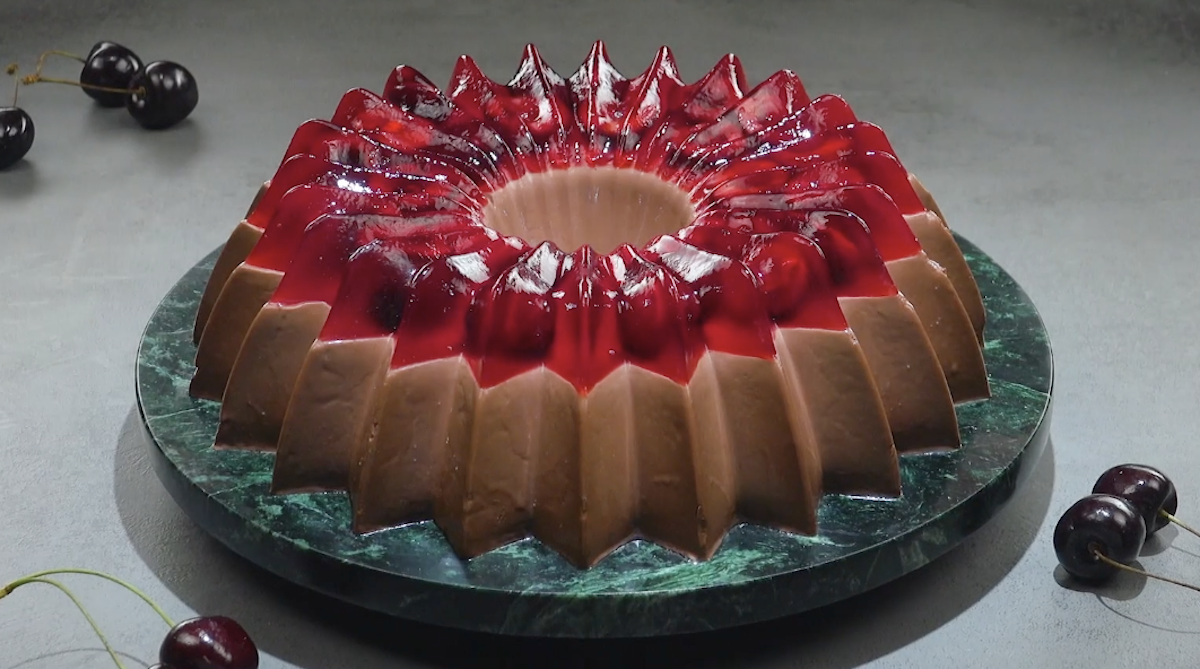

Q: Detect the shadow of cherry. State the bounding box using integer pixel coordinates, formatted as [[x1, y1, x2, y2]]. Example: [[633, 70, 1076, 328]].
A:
[[114, 408, 1056, 669], [82, 102, 204, 172], [1053, 563, 1148, 602], [1139, 525, 1178, 557], [0, 157, 40, 198]]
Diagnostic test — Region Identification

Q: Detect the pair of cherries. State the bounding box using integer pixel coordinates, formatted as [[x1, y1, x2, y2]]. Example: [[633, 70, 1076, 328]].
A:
[[73, 40, 199, 129], [1054, 463, 1197, 586], [0, 40, 198, 170]]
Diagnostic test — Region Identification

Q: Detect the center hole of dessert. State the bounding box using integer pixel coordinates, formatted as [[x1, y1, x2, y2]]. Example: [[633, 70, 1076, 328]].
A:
[[482, 167, 697, 254]]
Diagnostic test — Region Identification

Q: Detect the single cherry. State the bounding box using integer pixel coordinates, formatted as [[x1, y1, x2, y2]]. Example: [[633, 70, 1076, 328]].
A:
[[159, 615, 259, 669], [0, 106, 34, 170], [1054, 494, 1146, 582], [1092, 463, 1178, 535], [126, 60, 198, 129], [80, 41, 143, 107]]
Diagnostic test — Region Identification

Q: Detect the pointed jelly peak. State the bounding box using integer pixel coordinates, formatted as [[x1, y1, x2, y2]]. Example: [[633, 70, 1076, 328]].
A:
[[569, 39, 630, 157], [760, 69, 809, 114], [676, 54, 747, 124], [568, 243, 598, 270], [629, 46, 682, 90], [709, 53, 748, 99], [587, 40, 613, 72], [609, 243, 663, 284], [651, 46, 681, 82], [510, 240, 567, 293], [511, 44, 566, 88], [383, 65, 451, 122], [449, 55, 495, 98], [571, 40, 622, 88]]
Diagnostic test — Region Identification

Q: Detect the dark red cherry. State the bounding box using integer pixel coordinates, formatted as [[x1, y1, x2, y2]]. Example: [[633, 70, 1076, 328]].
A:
[[126, 60, 198, 129], [159, 616, 259, 669], [1092, 463, 1178, 534], [0, 107, 34, 170], [1053, 494, 1146, 582], [80, 41, 143, 107]]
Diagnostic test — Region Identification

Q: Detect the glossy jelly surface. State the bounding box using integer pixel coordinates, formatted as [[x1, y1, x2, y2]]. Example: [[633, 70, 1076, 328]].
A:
[[247, 41, 940, 391]]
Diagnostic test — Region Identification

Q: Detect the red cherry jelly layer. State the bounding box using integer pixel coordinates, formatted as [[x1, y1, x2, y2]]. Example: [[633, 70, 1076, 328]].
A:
[[539, 246, 625, 389], [229, 42, 963, 392], [691, 208, 896, 299], [317, 234, 494, 343], [716, 183, 922, 263], [271, 214, 495, 307], [634, 53, 747, 175], [671, 69, 811, 172], [383, 65, 522, 183], [644, 235, 776, 361], [245, 184, 480, 273], [693, 123, 920, 208], [609, 245, 701, 382], [330, 88, 504, 188], [676, 225, 848, 331], [505, 45, 585, 169], [390, 237, 531, 368], [272, 121, 485, 204], [607, 47, 685, 169], [568, 42, 633, 165]]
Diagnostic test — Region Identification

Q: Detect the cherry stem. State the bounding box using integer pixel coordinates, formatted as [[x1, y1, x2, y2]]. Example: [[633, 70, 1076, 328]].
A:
[[1161, 509, 1200, 540], [1091, 548, 1200, 593], [20, 72, 144, 97], [36, 49, 85, 69], [31, 49, 84, 83], [0, 567, 175, 627], [5, 63, 18, 107], [9, 577, 127, 669]]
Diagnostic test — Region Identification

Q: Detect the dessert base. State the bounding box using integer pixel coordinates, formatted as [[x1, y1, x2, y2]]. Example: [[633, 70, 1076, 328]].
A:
[[135, 233, 1052, 638]]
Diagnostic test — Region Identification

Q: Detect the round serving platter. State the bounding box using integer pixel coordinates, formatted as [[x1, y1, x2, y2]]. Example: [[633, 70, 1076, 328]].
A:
[[135, 232, 1052, 638]]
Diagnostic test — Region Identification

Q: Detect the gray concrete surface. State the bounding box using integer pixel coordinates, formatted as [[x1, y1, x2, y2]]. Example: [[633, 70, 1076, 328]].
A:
[[3, 0, 1200, 666]]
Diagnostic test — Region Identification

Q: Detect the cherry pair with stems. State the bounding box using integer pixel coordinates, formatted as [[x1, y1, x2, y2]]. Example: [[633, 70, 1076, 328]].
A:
[[1, 40, 198, 170], [1056, 463, 1200, 593]]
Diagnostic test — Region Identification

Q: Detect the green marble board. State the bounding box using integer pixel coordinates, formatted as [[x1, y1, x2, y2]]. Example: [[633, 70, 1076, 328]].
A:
[[135, 233, 1052, 638]]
